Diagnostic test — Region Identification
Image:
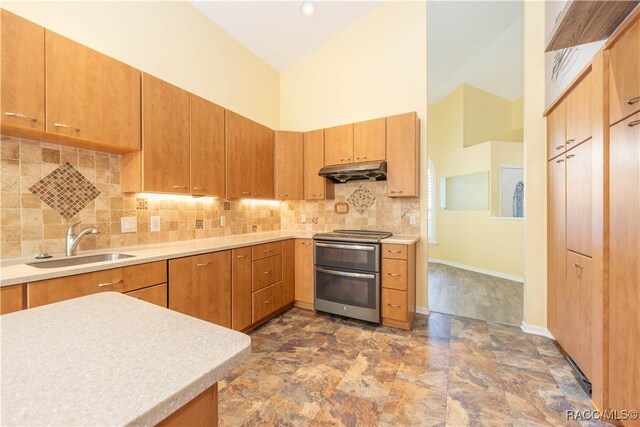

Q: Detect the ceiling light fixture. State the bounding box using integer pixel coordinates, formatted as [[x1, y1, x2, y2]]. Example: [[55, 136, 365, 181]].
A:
[[301, 1, 315, 16]]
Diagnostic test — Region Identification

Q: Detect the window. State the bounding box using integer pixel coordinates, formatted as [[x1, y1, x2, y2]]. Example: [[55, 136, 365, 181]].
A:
[[427, 158, 437, 244]]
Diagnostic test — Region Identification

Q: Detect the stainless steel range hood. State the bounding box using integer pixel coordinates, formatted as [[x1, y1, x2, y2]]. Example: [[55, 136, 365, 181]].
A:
[[318, 160, 387, 184]]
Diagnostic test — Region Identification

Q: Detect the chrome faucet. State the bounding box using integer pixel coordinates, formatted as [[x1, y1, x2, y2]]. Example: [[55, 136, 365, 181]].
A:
[[65, 222, 100, 256]]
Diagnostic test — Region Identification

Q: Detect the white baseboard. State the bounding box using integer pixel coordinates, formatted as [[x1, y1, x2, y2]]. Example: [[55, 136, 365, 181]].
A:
[[428, 258, 524, 283], [520, 321, 555, 339], [416, 306, 430, 315]]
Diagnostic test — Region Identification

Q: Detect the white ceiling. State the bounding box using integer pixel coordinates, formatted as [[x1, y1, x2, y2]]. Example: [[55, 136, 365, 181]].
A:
[[190, 1, 383, 71], [427, 1, 523, 103]]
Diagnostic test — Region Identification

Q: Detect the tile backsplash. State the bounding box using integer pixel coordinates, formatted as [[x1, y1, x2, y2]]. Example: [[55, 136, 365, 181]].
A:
[[1, 137, 280, 259]]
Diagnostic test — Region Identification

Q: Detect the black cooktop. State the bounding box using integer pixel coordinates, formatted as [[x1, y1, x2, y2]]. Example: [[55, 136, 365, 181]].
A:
[[313, 229, 392, 243]]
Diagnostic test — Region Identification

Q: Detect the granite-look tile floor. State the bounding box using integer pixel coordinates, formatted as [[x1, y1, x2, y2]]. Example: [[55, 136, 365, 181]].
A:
[[219, 308, 607, 427], [428, 262, 524, 326]]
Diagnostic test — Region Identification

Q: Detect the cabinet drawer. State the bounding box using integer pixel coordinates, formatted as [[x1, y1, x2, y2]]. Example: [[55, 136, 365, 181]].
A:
[[1, 284, 24, 314], [27, 261, 166, 308], [125, 283, 167, 308], [252, 241, 282, 261], [382, 259, 407, 291], [252, 282, 282, 323], [382, 244, 407, 260], [382, 288, 407, 322], [252, 255, 282, 291]]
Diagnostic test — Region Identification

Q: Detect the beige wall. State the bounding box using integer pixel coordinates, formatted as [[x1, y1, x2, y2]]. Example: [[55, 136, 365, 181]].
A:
[[523, 1, 547, 329], [428, 87, 524, 278], [278, 1, 428, 308], [2, 1, 280, 128]]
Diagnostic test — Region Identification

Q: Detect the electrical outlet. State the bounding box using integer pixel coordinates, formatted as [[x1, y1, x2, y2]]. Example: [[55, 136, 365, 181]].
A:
[[121, 216, 137, 233], [409, 214, 417, 225], [301, 214, 306, 223], [150, 216, 161, 232], [220, 216, 226, 227]]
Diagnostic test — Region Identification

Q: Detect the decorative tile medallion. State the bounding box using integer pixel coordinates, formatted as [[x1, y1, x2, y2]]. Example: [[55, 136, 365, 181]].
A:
[[136, 198, 148, 210], [224, 202, 231, 211], [29, 162, 101, 219], [347, 185, 376, 215]]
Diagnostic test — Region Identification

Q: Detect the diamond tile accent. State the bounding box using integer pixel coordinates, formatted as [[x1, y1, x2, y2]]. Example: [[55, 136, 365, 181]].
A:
[[136, 198, 148, 210], [347, 185, 376, 215], [29, 162, 101, 219]]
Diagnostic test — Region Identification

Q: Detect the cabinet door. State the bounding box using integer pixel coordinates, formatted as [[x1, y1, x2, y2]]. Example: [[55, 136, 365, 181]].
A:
[[0, 284, 24, 314], [294, 239, 314, 307], [609, 19, 640, 125], [274, 131, 303, 200], [46, 31, 141, 151], [609, 112, 640, 415], [304, 129, 333, 200], [226, 111, 252, 198], [566, 251, 594, 381], [141, 74, 190, 193], [0, 10, 44, 130], [386, 112, 420, 197], [282, 239, 295, 307], [566, 139, 592, 257], [565, 72, 592, 147], [190, 94, 225, 197], [547, 156, 567, 346], [354, 118, 385, 162], [324, 124, 354, 166], [251, 121, 274, 199], [547, 102, 566, 160], [169, 251, 231, 327], [231, 247, 252, 331], [125, 284, 167, 308]]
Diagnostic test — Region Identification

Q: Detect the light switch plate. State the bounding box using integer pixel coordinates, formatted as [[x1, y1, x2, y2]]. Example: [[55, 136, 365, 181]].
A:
[[150, 216, 161, 232], [121, 216, 137, 233], [220, 215, 226, 227], [301, 214, 306, 223]]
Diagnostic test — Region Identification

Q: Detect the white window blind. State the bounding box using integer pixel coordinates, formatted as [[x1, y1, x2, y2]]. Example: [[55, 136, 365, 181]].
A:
[[427, 158, 436, 243]]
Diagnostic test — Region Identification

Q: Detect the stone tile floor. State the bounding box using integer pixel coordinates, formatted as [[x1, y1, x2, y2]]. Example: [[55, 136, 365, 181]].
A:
[[219, 308, 608, 426]]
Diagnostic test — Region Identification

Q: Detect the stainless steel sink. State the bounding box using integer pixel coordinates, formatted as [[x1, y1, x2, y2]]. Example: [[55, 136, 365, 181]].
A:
[[27, 253, 135, 269]]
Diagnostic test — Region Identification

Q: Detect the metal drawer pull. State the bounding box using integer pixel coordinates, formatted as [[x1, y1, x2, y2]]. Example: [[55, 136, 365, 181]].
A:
[[387, 272, 402, 277], [264, 249, 272, 253], [263, 270, 272, 275], [340, 158, 352, 162], [242, 192, 250, 195], [98, 279, 123, 287], [312, 193, 322, 197], [315, 242, 375, 251], [566, 139, 575, 144], [356, 156, 367, 160], [555, 145, 564, 150], [173, 185, 187, 189], [556, 158, 565, 163], [316, 267, 375, 279], [627, 96, 640, 105], [236, 255, 247, 259], [264, 297, 274, 304], [279, 194, 289, 197], [387, 303, 402, 308], [196, 262, 210, 267], [4, 112, 37, 122], [390, 190, 403, 194], [628, 120, 640, 128], [193, 187, 206, 191], [566, 154, 575, 159], [53, 123, 80, 132], [301, 242, 312, 246], [387, 250, 402, 254], [254, 193, 260, 196]]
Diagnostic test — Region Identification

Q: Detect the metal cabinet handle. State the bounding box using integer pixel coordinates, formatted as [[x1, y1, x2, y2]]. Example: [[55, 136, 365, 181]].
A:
[[387, 250, 402, 254], [574, 263, 583, 269], [193, 187, 206, 191], [315, 242, 375, 251], [264, 297, 274, 304], [627, 96, 640, 105], [196, 262, 211, 267], [53, 123, 80, 132], [316, 267, 375, 279], [4, 112, 37, 122], [173, 185, 187, 189], [279, 194, 289, 197], [555, 145, 564, 150], [263, 270, 272, 275], [356, 156, 367, 160], [312, 193, 322, 197], [390, 190, 403, 194], [98, 279, 123, 287], [556, 158, 565, 163], [566, 154, 575, 159], [566, 139, 575, 144], [241, 192, 251, 195], [340, 158, 352, 162], [387, 272, 402, 277], [301, 242, 312, 246], [236, 254, 247, 259], [254, 193, 260, 196], [628, 120, 640, 128], [387, 303, 402, 308], [264, 249, 272, 253]]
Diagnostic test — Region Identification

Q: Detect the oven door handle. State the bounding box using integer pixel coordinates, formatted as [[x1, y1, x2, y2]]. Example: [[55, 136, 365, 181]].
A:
[[314, 242, 376, 251], [316, 267, 376, 279]]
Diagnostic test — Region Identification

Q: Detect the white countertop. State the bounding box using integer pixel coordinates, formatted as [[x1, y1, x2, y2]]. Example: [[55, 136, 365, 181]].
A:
[[0, 231, 420, 287], [0, 292, 251, 426]]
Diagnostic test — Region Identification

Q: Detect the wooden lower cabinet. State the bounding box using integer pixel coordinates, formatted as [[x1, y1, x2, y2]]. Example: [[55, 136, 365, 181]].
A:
[[27, 261, 166, 308], [381, 243, 416, 330], [169, 252, 231, 328], [251, 255, 282, 292], [282, 239, 295, 306], [231, 247, 252, 331], [252, 282, 282, 323], [156, 383, 218, 427], [1, 284, 24, 314], [125, 284, 167, 308], [294, 239, 314, 310]]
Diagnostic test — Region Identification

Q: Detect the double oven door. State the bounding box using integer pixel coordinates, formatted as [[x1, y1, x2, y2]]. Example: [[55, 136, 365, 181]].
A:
[[314, 240, 381, 323]]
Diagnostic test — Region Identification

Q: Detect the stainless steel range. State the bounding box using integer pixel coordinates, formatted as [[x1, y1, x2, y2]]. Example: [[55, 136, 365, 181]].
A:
[[313, 230, 392, 324]]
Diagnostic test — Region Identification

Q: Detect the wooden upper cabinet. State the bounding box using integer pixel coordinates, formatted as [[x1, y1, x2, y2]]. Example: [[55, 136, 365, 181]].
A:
[[565, 71, 593, 147], [168, 251, 231, 328], [566, 139, 593, 257], [226, 110, 252, 198], [251, 121, 274, 199], [140, 73, 190, 193], [324, 124, 354, 166], [190, 94, 225, 197], [386, 112, 420, 197], [304, 129, 334, 200], [547, 102, 566, 160], [274, 131, 303, 200], [0, 10, 45, 131], [354, 118, 385, 163], [46, 31, 140, 151], [609, 18, 640, 125]]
